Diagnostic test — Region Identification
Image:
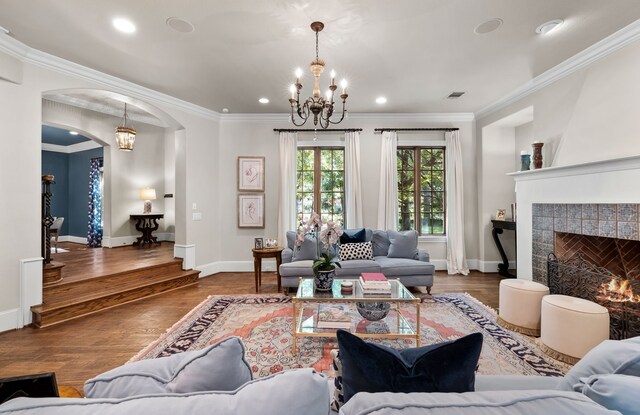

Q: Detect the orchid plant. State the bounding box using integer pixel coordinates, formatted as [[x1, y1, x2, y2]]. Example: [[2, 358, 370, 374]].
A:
[[296, 212, 343, 275]]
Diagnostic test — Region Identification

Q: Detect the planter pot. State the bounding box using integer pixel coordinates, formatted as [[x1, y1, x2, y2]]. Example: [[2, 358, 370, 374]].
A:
[[314, 270, 335, 291]]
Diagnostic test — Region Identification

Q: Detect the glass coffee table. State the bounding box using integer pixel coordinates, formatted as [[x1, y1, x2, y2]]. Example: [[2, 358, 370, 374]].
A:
[[291, 278, 421, 355]]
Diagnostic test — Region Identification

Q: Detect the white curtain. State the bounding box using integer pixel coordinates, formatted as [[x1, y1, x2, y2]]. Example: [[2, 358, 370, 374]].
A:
[[377, 131, 398, 230], [445, 130, 469, 275], [278, 132, 298, 246], [345, 131, 363, 228]]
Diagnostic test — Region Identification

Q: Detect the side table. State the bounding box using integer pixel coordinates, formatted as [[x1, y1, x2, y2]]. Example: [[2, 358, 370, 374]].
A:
[[491, 219, 517, 278], [252, 247, 284, 293]]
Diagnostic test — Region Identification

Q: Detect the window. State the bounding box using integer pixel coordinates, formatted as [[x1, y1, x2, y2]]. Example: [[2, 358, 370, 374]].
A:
[[296, 147, 345, 226], [397, 147, 445, 235]]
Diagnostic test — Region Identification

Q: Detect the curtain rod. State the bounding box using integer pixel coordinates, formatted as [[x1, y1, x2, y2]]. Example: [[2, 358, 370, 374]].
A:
[[273, 128, 363, 133], [374, 127, 459, 133]]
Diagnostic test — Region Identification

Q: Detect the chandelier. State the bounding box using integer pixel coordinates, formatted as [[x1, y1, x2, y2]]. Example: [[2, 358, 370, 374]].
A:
[[115, 103, 136, 151], [289, 21, 348, 129]]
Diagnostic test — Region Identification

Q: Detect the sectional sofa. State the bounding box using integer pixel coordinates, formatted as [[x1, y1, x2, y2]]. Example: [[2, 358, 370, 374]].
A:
[[0, 336, 636, 414], [279, 228, 435, 293]]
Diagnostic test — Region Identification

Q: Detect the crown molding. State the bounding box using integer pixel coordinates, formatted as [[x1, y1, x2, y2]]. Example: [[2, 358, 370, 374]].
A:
[[0, 34, 221, 122], [476, 19, 640, 120], [219, 112, 475, 123], [42, 140, 101, 154]]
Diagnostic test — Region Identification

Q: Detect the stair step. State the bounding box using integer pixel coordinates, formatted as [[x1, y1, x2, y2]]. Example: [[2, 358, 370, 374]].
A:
[[43, 259, 184, 300], [32, 269, 200, 328]]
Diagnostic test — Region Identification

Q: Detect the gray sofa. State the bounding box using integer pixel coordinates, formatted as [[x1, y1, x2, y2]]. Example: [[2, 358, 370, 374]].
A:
[[1, 337, 637, 414], [279, 229, 435, 293]]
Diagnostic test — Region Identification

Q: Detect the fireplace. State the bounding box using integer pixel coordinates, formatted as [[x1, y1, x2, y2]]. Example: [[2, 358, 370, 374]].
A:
[[531, 203, 640, 339]]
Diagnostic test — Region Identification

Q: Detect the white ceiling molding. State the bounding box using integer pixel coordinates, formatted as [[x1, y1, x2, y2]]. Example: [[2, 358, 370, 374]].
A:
[[476, 19, 640, 120], [0, 34, 220, 122], [219, 112, 475, 122], [42, 140, 102, 154]]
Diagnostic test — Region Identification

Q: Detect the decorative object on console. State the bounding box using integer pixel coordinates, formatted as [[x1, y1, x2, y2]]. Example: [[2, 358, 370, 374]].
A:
[[264, 238, 278, 248], [532, 141, 544, 169], [238, 194, 265, 228], [288, 21, 349, 129], [520, 150, 531, 171], [495, 208, 506, 221], [254, 238, 263, 249], [237, 156, 265, 191], [340, 281, 353, 295], [115, 103, 136, 151], [140, 188, 156, 214]]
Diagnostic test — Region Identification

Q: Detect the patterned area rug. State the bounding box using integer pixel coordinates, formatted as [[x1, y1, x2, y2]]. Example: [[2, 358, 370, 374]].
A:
[[131, 293, 570, 378]]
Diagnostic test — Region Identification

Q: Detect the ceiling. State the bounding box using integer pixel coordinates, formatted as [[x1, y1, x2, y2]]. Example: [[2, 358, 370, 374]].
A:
[[2, 0, 640, 115], [42, 125, 90, 146]]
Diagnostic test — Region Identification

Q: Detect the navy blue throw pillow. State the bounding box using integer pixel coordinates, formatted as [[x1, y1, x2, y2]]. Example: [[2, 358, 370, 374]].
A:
[[336, 330, 483, 403], [340, 228, 366, 245]]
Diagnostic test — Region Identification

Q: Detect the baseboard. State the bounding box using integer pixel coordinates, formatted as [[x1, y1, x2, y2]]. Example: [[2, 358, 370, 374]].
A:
[[197, 260, 276, 278], [58, 235, 87, 244], [476, 260, 517, 273], [103, 233, 175, 248], [0, 308, 19, 333]]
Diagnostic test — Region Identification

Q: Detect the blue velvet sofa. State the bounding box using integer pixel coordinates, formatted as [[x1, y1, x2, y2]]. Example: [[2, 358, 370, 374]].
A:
[[279, 229, 435, 294]]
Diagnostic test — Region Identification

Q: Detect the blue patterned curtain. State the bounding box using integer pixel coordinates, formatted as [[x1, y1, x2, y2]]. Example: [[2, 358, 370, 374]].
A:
[[87, 157, 103, 247]]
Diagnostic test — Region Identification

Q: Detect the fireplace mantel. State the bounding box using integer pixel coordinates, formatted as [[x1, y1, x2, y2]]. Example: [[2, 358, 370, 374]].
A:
[[509, 155, 640, 281], [508, 155, 640, 182]]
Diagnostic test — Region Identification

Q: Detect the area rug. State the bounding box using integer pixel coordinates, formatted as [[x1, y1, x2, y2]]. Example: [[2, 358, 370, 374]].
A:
[[131, 293, 571, 378]]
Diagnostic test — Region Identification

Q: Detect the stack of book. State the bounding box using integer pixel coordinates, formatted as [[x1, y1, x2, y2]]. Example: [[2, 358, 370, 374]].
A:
[[317, 304, 351, 329], [359, 272, 391, 295]]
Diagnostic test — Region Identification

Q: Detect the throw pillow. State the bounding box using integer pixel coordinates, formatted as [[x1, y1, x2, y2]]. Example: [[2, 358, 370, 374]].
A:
[[387, 230, 418, 259], [340, 228, 366, 245], [291, 235, 319, 261], [371, 230, 390, 257], [330, 349, 344, 412], [339, 241, 374, 261], [336, 330, 483, 403], [557, 337, 640, 391], [84, 336, 252, 398], [574, 374, 640, 414]]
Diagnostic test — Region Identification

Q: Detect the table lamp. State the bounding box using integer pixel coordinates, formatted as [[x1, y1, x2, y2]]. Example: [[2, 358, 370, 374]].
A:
[[140, 188, 156, 214]]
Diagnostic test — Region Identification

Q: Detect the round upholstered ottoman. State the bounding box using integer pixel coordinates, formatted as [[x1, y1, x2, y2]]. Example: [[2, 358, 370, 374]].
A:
[[540, 295, 609, 364], [497, 279, 549, 336]]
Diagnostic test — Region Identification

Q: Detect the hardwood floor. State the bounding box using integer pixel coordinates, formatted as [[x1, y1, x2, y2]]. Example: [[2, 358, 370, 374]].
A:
[[0, 269, 503, 392]]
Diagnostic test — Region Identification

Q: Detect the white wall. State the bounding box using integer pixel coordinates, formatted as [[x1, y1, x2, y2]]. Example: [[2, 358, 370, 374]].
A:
[[211, 116, 477, 273], [514, 122, 533, 171]]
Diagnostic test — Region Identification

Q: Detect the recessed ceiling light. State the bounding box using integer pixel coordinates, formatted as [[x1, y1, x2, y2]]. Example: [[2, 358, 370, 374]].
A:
[[258, 98, 269, 104], [69, 131, 79, 135], [222, 108, 229, 113], [474, 18, 503, 35], [166, 17, 195, 33], [536, 19, 564, 35], [113, 18, 136, 34], [375, 97, 387, 104]]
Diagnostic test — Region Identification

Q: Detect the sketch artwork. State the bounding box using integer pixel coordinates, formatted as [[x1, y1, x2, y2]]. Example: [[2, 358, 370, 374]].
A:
[[238, 194, 264, 228], [238, 157, 265, 191]]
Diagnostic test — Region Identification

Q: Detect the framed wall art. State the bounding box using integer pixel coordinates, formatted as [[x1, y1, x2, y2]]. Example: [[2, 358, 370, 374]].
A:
[[238, 193, 265, 228], [238, 156, 265, 192]]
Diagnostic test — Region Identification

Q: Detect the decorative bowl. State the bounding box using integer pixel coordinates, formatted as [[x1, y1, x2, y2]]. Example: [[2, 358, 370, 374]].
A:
[[356, 301, 390, 321]]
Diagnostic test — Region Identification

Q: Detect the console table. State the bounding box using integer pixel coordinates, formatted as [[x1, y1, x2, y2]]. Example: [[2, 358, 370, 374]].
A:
[[252, 247, 284, 293], [491, 219, 516, 278], [130, 214, 163, 247]]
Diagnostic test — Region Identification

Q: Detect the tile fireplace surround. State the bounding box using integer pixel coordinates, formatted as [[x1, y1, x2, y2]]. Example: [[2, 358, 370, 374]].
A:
[[531, 203, 640, 285]]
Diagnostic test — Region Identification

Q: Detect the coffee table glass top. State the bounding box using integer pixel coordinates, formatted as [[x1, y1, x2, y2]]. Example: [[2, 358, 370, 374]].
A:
[[295, 278, 416, 301]]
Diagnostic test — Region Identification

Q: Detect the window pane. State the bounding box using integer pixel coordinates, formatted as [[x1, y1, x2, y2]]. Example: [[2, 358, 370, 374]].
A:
[[332, 171, 343, 191], [398, 149, 414, 170], [333, 150, 344, 170], [399, 169, 414, 190], [303, 149, 314, 170], [432, 176, 443, 191], [321, 150, 332, 170], [432, 213, 445, 234], [432, 149, 444, 169]]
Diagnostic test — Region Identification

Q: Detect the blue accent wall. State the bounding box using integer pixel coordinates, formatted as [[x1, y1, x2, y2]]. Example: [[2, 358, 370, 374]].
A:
[[42, 147, 104, 238], [68, 147, 104, 237], [42, 151, 69, 235]]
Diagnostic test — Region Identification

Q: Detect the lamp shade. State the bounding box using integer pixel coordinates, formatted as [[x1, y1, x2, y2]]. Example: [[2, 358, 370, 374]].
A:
[[140, 188, 156, 201]]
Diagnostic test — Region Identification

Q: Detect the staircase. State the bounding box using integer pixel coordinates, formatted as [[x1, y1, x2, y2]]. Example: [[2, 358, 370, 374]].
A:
[[31, 258, 200, 328]]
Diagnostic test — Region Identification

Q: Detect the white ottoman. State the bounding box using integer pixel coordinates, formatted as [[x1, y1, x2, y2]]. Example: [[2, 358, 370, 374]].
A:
[[498, 279, 549, 336], [540, 295, 609, 364]]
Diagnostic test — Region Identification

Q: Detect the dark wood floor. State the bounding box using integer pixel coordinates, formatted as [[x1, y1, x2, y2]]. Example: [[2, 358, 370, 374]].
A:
[[0, 257, 503, 391]]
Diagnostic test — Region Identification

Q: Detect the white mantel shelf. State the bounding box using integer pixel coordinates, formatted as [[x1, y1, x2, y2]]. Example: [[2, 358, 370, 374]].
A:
[[507, 155, 640, 181]]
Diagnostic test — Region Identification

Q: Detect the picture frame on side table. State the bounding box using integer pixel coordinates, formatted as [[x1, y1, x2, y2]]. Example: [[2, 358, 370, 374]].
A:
[[238, 156, 265, 192], [495, 208, 506, 221], [254, 237, 264, 249], [238, 193, 265, 228]]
